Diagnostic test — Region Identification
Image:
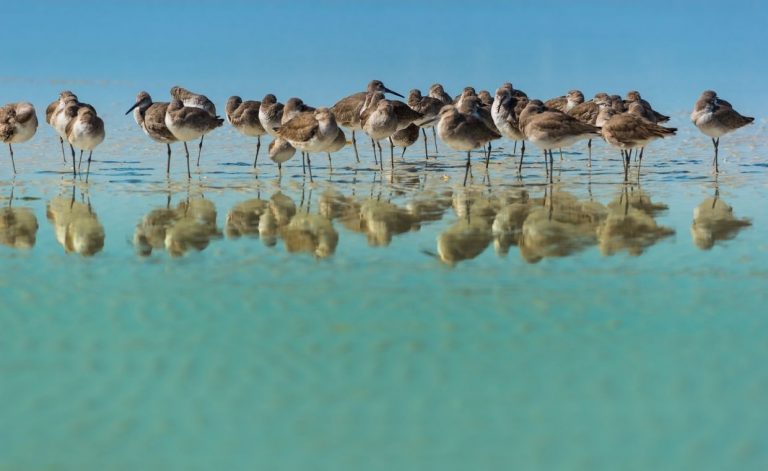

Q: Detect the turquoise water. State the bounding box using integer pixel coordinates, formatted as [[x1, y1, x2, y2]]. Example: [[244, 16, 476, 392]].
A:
[[1, 98, 766, 469]]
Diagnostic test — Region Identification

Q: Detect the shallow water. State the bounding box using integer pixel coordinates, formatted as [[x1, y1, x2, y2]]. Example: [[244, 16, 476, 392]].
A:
[[1, 102, 767, 470]]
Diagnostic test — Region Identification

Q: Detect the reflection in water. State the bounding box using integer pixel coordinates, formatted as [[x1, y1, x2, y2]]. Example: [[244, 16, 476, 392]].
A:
[[438, 218, 492, 265], [282, 213, 339, 258], [597, 187, 674, 256], [519, 190, 607, 263], [691, 191, 752, 250], [0, 206, 38, 249], [135, 197, 221, 257], [47, 191, 105, 256]]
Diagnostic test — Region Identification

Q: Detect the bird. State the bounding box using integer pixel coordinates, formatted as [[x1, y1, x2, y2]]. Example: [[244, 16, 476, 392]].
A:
[[387, 98, 423, 162], [52, 95, 93, 168], [691, 90, 754, 172], [597, 104, 676, 181], [331, 80, 403, 162], [276, 108, 340, 180], [0, 102, 38, 174], [567, 92, 610, 164], [165, 98, 224, 178], [437, 103, 501, 185], [268, 138, 296, 174], [360, 92, 399, 168], [518, 100, 601, 182], [259, 94, 285, 138], [457, 96, 500, 167], [45, 91, 75, 163], [225, 96, 266, 168], [390, 123, 420, 160], [492, 85, 529, 161], [322, 128, 347, 170], [170, 86, 216, 166], [428, 83, 453, 105], [65, 105, 104, 181], [407, 89, 444, 157], [625, 91, 669, 123], [281, 97, 316, 125], [545, 90, 585, 113], [126, 91, 177, 174]]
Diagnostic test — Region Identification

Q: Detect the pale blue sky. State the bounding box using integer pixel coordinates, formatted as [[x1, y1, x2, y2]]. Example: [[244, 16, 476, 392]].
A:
[[1, 1, 765, 113]]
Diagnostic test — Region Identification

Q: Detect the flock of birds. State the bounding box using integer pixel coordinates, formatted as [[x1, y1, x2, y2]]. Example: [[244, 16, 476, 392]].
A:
[[0, 82, 757, 184]]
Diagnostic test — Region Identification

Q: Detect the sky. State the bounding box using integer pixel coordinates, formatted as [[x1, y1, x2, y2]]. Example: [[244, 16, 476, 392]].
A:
[[1, 1, 766, 114]]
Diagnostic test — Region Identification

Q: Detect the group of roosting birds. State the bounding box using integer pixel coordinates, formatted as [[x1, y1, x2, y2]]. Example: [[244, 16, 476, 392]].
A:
[[0, 82, 756, 183]]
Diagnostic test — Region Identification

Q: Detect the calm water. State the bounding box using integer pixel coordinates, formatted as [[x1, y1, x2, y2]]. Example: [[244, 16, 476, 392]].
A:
[[0, 95, 766, 470]]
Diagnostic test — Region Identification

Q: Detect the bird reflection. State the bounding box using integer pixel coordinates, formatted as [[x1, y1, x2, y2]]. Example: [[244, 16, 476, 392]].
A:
[[281, 213, 339, 258], [597, 186, 674, 256], [691, 188, 751, 250], [519, 187, 606, 263], [47, 188, 104, 256], [0, 188, 38, 249], [135, 196, 220, 256]]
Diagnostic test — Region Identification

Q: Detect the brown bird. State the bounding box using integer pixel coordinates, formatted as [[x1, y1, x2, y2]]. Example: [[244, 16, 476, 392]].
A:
[[437, 103, 501, 185], [691, 90, 754, 172], [46, 91, 75, 163], [126, 91, 178, 174], [407, 89, 444, 157], [66, 105, 104, 181], [165, 98, 224, 178], [1, 102, 38, 174], [545, 90, 584, 113], [170, 86, 216, 166], [566, 92, 610, 165], [226, 96, 266, 168]]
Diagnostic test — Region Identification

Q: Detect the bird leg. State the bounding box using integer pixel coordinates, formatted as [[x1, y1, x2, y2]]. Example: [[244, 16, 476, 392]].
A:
[[587, 139, 592, 167], [196, 135, 204, 166], [183, 142, 191, 179], [371, 138, 378, 165], [70, 144, 77, 176], [306, 153, 313, 182], [401, 146, 407, 161], [8, 144, 17, 174], [327, 153, 333, 171], [518, 141, 526, 173], [253, 136, 261, 168], [432, 127, 438, 153], [388, 137, 394, 169], [485, 143, 491, 169], [301, 152, 306, 174], [559, 148, 563, 161], [513, 140, 518, 155], [59, 137, 67, 163], [712, 137, 720, 173], [422, 128, 429, 159], [463, 151, 471, 186], [85, 151, 93, 183], [78, 150, 83, 171], [377, 141, 384, 170], [548, 150, 554, 184], [166, 144, 172, 174], [352, 130, 360, 163]]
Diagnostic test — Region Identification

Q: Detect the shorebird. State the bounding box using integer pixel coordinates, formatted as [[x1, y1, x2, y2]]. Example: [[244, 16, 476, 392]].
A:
[[268, 138, 296, 174], [360, 92, 398, 168], [478, 90, 494, 107], [126, 91, 177, 174], [518, 100, 601, 182], [45, 91, 75, 162], [407, 89, 444, 157], [428, 83, 453, 105], [226, 96, 266, 168], [453, 86, 477, 108], [492, 87, 528, 163], [259, 94, 284, 138], [0, 102, 38, 174], [691, 90, 754, 172], [388, 99, 423, 162], [165, 98, 224, 178], [437, 104, 501, 185], [281, 98, 316, 125], [322, 128, 347, 169], [170, 86, 216, 166], [52, 96, 93, 166], [567, 92, 610, 164], [66, 105, 104, 181], [391, 123, 420, 160], [625, 91, 669, 123], [597, 104, 676, 180], [276, 108, 339, 180], [545, 90, 585, 113], [331, 80, 403, 162]]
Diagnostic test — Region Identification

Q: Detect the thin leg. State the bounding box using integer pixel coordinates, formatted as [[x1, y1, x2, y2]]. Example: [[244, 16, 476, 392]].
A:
[[485, 143, 491, 168], [166, 144, 172, 174], [377, 141, 383, 170], [59, 137, 67, 163], [432, 127, 438, 153], [301, 152, 306, 174], [307, 153, 313, 182], [463, 151, 471, 186], [253, 136, 261, 168], [78, 149, 83, 171], [8, 144, 17, 174], [559, 148, 563, 161], [388, 137, 394, 168], [327, 153, 333, 171], [371, 138, 378, 165], [422, 128, 429, 159], [517, 143, 525, 173], [278, 162, 282, 175], [70, 144, 77, 176], [549, 149, 554, 183], [85, 151, 93, 182], [513, 140, 518, 155], [587, 139, 592, 167], [352, 130, 360, 163], [196, 135, 204, 166], [401, 146, 407, 161], [712, 137, 720, 173], [184, 142, 191, 178]]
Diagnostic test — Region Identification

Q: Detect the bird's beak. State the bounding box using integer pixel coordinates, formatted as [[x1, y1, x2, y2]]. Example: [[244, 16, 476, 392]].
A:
[[384, 87, 404, 98], [125, 102, 140, 115]]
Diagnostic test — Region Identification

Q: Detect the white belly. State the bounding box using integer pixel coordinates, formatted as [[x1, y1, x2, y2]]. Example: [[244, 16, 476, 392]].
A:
[[166, 114, 204, 142], [69, 122, 104, 151]]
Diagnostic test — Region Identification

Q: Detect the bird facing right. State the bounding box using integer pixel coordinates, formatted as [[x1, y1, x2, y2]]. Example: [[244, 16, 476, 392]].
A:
[[691, 90, 754, 172]]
